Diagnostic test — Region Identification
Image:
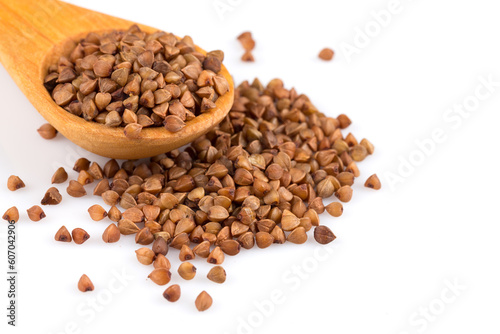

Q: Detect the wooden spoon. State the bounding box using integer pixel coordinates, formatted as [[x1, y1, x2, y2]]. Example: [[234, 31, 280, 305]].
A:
[[0, 0, 234, 159]]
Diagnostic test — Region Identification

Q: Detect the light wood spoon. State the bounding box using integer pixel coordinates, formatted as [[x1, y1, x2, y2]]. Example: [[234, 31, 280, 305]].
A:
[[0, 0, 234, 159]]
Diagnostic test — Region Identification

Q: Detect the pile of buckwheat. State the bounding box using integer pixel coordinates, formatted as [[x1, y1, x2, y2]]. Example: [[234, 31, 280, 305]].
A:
[[43, 25, 230, 138], [5, 77, 381, 311]]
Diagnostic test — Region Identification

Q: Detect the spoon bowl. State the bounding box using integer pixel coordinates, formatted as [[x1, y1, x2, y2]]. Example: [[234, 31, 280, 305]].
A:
[[0, 0, 234, 159]]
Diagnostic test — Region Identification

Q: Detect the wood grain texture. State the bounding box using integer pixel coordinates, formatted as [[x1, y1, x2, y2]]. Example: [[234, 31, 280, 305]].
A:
[[0, 0, 234, 159]]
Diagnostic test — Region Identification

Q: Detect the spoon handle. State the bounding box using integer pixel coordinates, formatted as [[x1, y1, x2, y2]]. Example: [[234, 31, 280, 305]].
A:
[[0, 0, 78, 70], [0, 0, 142, 128], [0, 0, 136, 84]]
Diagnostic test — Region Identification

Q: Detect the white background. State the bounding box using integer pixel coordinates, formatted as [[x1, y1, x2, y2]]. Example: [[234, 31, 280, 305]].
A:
[[1, 0, 500, 333]]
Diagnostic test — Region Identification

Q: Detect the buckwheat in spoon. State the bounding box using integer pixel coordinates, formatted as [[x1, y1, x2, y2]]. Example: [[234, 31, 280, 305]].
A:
[[0, 0, 234, 159]]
